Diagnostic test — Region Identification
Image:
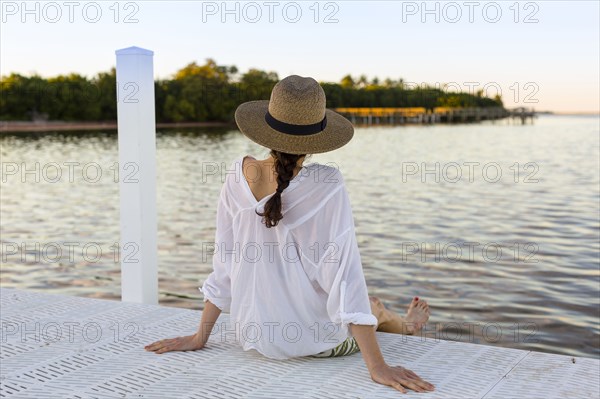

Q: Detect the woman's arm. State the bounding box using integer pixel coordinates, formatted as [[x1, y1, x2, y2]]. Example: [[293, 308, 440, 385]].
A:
[[349, 324, 435, 394], [195, 299, 222, 345], [348, 324, 385, 370], [146, 163, 235, 355]]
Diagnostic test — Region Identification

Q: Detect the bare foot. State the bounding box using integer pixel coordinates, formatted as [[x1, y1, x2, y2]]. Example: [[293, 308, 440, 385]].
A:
[[371, 296, 431, 335], [370, 296, 393, 326], [404, 297, 430, 334]]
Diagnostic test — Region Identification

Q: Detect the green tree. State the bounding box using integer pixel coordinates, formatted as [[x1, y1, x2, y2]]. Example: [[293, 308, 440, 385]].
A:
[[340, 74, 355, 89], [1, 64, 504, 123]]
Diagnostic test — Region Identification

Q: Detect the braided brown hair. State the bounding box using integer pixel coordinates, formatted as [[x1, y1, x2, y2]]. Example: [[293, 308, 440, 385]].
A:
[[256, 149, 307, 228]]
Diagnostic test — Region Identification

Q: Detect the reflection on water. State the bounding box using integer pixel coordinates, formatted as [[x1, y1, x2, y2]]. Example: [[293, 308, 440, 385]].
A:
[[1, 115, 599, 358]]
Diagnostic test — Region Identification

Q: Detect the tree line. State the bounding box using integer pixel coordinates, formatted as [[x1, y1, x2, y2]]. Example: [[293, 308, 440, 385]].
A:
[[0, 59, 503, 122]]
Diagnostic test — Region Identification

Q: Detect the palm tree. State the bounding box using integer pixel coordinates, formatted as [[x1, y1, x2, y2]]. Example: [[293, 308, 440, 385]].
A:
[[358, 74, 368, 88]]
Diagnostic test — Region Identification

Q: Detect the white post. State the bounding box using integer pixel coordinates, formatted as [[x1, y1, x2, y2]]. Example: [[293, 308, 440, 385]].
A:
[[115, 46, 158, 304]]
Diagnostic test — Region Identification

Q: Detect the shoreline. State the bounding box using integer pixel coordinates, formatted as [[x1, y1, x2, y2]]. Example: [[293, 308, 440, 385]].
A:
[[0, 120, 234, 133], [1, 113, 596, 133]]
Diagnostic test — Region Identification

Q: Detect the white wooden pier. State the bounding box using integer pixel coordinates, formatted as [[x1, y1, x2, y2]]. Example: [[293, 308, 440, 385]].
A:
[[1, 287, 598, 398]]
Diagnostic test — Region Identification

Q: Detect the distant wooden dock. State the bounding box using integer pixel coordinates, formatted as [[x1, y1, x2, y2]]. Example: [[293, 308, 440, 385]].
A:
[[334, 107, 537, 125], [1, 287, 598, 398]]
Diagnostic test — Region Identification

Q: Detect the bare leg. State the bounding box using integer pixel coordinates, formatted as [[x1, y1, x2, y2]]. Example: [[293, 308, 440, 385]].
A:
[[369, 296, 430, 335]]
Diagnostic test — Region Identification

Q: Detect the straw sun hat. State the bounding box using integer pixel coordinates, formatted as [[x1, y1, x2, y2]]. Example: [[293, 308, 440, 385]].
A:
[[234, 75, 354, 154]]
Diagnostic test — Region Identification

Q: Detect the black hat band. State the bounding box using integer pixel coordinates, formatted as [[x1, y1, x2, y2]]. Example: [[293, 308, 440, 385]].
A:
[[265, 111, 327, 136]]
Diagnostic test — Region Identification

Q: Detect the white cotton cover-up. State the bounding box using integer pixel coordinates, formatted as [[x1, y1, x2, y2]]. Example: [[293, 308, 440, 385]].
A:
[[199, 156, 377, 360]]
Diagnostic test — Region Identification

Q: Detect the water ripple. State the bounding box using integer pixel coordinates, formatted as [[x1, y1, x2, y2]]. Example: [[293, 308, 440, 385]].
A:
[[1, 116, 598, 358]]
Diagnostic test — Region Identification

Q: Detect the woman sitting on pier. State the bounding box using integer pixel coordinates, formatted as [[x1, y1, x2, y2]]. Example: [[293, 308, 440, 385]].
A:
[[145, 75, 434, 394]]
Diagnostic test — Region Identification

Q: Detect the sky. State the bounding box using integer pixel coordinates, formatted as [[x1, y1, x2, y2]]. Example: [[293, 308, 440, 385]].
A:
[[1, 0, 599, 113]]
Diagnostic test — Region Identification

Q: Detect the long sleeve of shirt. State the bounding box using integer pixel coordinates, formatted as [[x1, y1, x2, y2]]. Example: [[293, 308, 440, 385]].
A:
[[198, 178, 233, 312], [313, 181, 378, 329]]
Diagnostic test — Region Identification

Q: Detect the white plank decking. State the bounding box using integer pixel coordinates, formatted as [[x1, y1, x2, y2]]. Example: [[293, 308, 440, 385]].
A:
[[1, 287, 598, 398]]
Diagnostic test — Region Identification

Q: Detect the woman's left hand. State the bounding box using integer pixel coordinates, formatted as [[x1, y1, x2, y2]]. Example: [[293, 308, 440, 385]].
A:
[[144, 333, 205, 354]]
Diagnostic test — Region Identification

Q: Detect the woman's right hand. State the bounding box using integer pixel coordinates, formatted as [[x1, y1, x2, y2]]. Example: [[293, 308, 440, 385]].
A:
[[369, 362, 435, 394]]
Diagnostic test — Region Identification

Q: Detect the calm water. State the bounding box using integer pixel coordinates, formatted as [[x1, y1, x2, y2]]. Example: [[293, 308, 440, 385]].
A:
[[1, 115, 599, 358]]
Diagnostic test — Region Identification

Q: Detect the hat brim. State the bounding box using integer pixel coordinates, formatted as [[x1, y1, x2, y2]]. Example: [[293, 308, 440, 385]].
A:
[[234, 100, 354, 155]]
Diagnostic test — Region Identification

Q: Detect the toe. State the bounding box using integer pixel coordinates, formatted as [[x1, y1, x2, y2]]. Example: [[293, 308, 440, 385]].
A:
[[371, 296, 385, 310]]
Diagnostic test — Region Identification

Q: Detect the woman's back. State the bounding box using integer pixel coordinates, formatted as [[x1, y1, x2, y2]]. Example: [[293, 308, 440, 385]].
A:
[[200, 155, 377, 359]]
